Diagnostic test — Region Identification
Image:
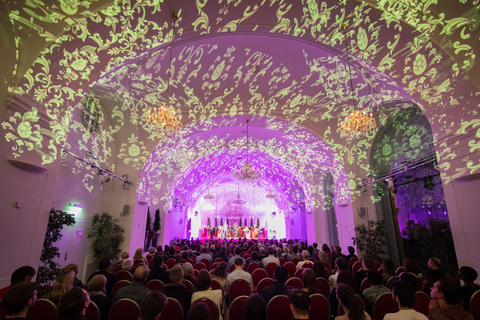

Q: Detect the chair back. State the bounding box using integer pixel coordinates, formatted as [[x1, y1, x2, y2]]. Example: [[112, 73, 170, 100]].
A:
[[245, 257, 252, 264], [210, 262, 219, 271], [26, 299, 58, 320], [385, 276, 399, 290], [291, 258, 300, 266], [416, 275, 425, 291], [284, 262, 296, 278], [395, 267, 404, 275], [192, 297, 220, 320], [373, 292, 399, 320], [111, 280, 131, 298], [148, 260, 154, 270], [229, 263, 236, 273], [309, 293, 330, 320], [303, 262, 314, 269], [265, 263, 277, 278], [360, 277, 372, 291], [352, 261, 363, 274], [372, 261, 382, 271], [211, 279, 222, 290], [200, 259, 211, 270], [247, 262, 261, 274], [413, 291, 430, 317], [294, 268, 305, 278], [159, 297, 183, 320], [339, 294, 365, 316], [316, 277, 330, 296], [252, 268, 268, 287], [193, 269, 200, 278], [230, 279, 251, 300], [146, 255, 153, 263], [194, 262, 207, 271], [285, 277, 303, 290], [182, 279, 194, 291], [322, 261, 331, 271], [133, 259, 145, 267], [324, 267, 331, 277], [214, 257, 225, 264], [349, 257, 359, 269], [470, 289, 480, 320], [114, 264, 123, 275], [109, 298, 140, 320], [378, 267, 385, 273], [115, 270, 133, 282], [228, 295, 248, 320], [85, 300, 101, 320], [279, 257, 286, 266], [145, 279, 165, 291], [266, 295, 293, 320], [165, 258, 177, 269], [256, 278, 273, 295]]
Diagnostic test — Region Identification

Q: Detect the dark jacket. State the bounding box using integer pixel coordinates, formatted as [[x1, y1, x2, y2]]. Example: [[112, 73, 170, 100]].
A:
[[162, 283, 194, 320], [261, 281, 292, 304], [145, 267, 172, 285]]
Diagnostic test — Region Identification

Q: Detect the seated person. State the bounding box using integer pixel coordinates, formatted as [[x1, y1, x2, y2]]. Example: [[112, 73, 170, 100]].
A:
[[139, 291, 167, 320], [355, 258, 374, 289], [145, 256, 171, 285], [87, 258, 116, 298], [58, 287, 90, 320], [429, 279, 474, 320], [384, 281, 428, 320], [362, 270, 391, 317], [162, 266, 193, 320], [226, 258, 253, 294], [336, 283, 371, 320], [458, 266, 480, 312], [113, 265, 149, 306], [0, 266, 36, 299], [191, 270, 223, 320], [1, 282, 38, 319], [86, 275, 112, 320], [289, 290, 311, 320], [296, 250, 313, 269], [261, 266, 292, 304]]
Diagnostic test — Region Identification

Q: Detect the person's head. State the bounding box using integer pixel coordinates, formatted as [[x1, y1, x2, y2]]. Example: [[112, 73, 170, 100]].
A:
[[58, 287, 90, 319], [382, 259, 396, 276], [235, 247, 242, 256], [51, 269, 75, 297], [458, 266, 478, 283], [201, 247, 208, 254], [336, 283, 364, 320], [428, 258, 441, 269], [86, 274, 107, 293], [302, 269, 317, 294], [335, 258, 348, 271], [181, 251, 188, 260], [267, 247, 274, 255], [148, 247, 156, 255], [259, 247, 266, 255], [244, 293, 266, 320], [399, 272, 417, 290], [170, 266, 184, 283], [322, 244, 330, 252], [121, 251, 130, 260], [140, 290, 167, 320], [362, 258, 374, 270], [188, 302, 210, 320], [212, 262, 227, 279], [196, 270, 212, 291], [348, 246, 355, 255], [182, 262, 194, 278], [251, 251, 259, 260], [98, 258, 113, 271], [133, 265, 149, 283], [403, 258, 420, 274], [274, 266, 289, 282], [302, 250, 310, 260], [431, 279, 462, 305], [289, 290, 310, 318], [337, 270, 356, 290], [153, 256, 163, 268], [62, 264, 79, 276], [234, 257, 244, 268], [313, 261, 326, 278], [366, 270, 383, 286], [122, 259, 133, 270], [292, 246, 298, 254], [335, 246, 342, 254], [134, 248, 144, 259], [392, 281, 415, 308], [10, 266, 36, 285], [169, 247, 175, 256], [1, 282, 38, 316]]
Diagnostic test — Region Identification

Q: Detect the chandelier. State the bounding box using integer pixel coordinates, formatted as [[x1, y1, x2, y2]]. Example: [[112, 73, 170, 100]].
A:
[[146, 13, 182, 135], [339, 22, 376, 140], [230, 183, 246, 205], [203, 191, 214, 200], [233, 119, 262, 181], [266, 191, 276, 199]]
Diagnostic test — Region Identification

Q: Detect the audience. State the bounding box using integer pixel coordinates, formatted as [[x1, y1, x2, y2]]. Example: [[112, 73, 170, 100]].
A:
[[336, 283, 371, 320], [429, 279, 474, 320], [196, 247, 213, 264], [403, 258, 421, 276], [331, 246, 347, 264], [0, 265, 36, 299], [346, 247, 357, 263], [162, 266, 193, 320], [313, 260, 328, 279], [192, 270, 223, 319], [355, 258, 373, 289], [226, 258, 253, 294], [227, 247, 246, 271], [86, 274, 112, 320], [399, 272, 418, 291], [458, 266, 480, 312], [1, 282, 38, 319], [384, 281, 428, 320], [330, 258, 349, 288], [288, 246, 302, 261], [182, 262, 197, 288], [87, 258, 116, 297], [113, 265, 149, 305], [211, 262, 228, 292], [58, 287, 90, 320], [381, 259, 396, 285], [297, 250, 313, 269], [244, 293, 266, 320], [330, 270, 360, 319], [362, 270, 391, 317], [261, 265, 292, 304], [45, 269, 75, 305], [302, 268, 318, 295], [289, 289, 311, 320], [139, 290, 167, 320], [318, 244, 331, 262], [145, 256, 171, 285]]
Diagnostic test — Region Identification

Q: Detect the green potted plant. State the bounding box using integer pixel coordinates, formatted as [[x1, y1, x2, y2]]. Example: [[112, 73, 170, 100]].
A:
[[88, 213, 124, 261]]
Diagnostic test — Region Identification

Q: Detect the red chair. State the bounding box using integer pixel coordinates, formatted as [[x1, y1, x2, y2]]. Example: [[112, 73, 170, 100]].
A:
[[284, 262, 296, 278], [200, 259, 211, 270], [230, 279, 251, 300], [413, 291, 430, 317], [214, 257, 225, 264], [252, 268, 268, 287], [145, 279, 165, 291], [146, 255, 154, 263], [229, 264, 236, 273], [303, 262, 314, 269], [111, 280, 131, 298], [159, 297, 183, 320], [165, 258, 177, 269], [348, 257, 359, 269], [266, 295, 293, 320], [352, 261, 363, 274], [316, 277, 330, 296], [134, 259, 145, 267], [373, 292, 399, 320], [26, 299, 58, 320], [228, 295, 248, 320], [294, 268, 305, 278], [109, 298, 140, 320], [265, 263, 278, 278], [85, 300, 101, 320], [182, 279, 194, 291], [115, 270, 133, 282], [309, 293, 330, 320], [339, 294, 365, 316], [194, 262, 207, 271], [395, 267, 404, 275], [360, 277, 371, 292], [247, 262, 261, 274], [291, 258, 300, 266], [114, 264, 123, 275], [386, 276, 399, 290], [256, 278, 273, 295], [324, 267, 331, 277], [308, 257, 316, 263], [211, 279, 222, 290], [210, 262, 219, 271], [245, 257, 252, 264], [192, 297, 220, 320], [378, 267, 385, 273], [285, 277, 303, 289], [416, 275, 425, 291], [188, 258, 196, 265], [372, 261, 382, 271], [469, 289, 480, 320], [148, 260, 154, 270], [322, 261, 331, 271], [279, 257, 286, 265]]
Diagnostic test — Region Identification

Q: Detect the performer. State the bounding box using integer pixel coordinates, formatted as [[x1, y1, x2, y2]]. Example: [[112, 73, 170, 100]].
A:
[[233, 221, 239, 238], [253, 226, 259, 238], [218, 225, 223, 239], [243, 225, 249, 239]]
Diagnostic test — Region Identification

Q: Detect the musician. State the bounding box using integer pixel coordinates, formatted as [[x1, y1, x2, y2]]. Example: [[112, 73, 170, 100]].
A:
[[218, 225, 224, 239], [233, 222, 239, 237], [243, 225, 249, 239]]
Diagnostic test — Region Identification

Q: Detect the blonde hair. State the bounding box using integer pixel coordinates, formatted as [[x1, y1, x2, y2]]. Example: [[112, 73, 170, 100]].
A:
[[51, 270, 74, 297], [133, 248, 144, 260], [122, 259, 133, 270], [182, 262, 193, 278], [62, 264, 79, 275], [87, 274, 106, 293]]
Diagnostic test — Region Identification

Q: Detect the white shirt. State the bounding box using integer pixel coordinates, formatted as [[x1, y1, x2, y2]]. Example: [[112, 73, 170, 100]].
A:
[[384, 309, 429, 320], [262, 255, 280, 266], [226, 268, 253, 293]]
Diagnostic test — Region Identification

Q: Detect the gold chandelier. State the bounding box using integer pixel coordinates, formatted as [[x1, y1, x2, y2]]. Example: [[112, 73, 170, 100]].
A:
[[146, 13, 182, 135], [203, 191, 214, 200], [339, 22, 376, 140], [266, 191, 276, 199], [233, 119, 262, 182]]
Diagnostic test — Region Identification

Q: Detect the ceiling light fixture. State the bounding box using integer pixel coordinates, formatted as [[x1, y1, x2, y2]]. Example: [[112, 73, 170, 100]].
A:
[[266, 191, 276, 199], [146, 13, 182, 135], [203, 191, 214, 200], [230, 183, 246, 205], [233, 119, 262, 181], [339, 22, 376, 140]]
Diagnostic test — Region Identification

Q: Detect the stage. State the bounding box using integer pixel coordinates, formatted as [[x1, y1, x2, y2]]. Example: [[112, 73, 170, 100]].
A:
[[197, 227, 267, 240]]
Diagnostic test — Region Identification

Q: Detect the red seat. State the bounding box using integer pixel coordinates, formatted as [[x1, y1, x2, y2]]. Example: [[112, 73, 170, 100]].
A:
[[291, 258, 300, 266], [373, 292, 399, 320], [372, 261, 382, 271], [309, 293, 330, 320], [256, 278, 273, 295], [416, 275, 425, 291], [285, 277, 303, 289], [214, 257, 225, 264], [265, 263, 277, 278], [115, 270, 133, 282], [284, 262, 296, 278], [470, 289, 480, 320], [279, 257, 286, 266], [194, 262, 207, 271], [348, 257, 359, 269], [26, 299, 59, 320], [109, 298, 140, 320], [145, 279, 165, 291], [111, 280, 131, 299], [316, 277, 330, 297], [229, 264, 236, 273], [339, 294, 365, 316], [182, 279, 194, 291], [146, 255, 153, 263], [252, 268, 268, 287], [165, 258, 177, 269], [228, 295, 248, 320], [295, 268, 305, 278], [210, 262, 219, 271], [308, 257, 316, 263], [148, 260, 154, 270], [322, 261, 331, 271], [134, 259, 145, 267], [324, 267, 331, 277], [85, 300, 101, 320], [192, 297, 220, 320], [114, 264, 123, 275], [230, 279, 251, 301], [159, 297, 183, 320], [193, 269, 200, 278], [360, 277, 372, 292], [352, 261, 362, 274], [211, 279, 222, 290], [247, 262, 261, 274], [200, 259, 211, 270], [303, 262, 314, 269], [395, 267, 404, 275], [386, 276, 399, 290], [266, 295, 293, 320], [0, 300, 6, 319], [413, 291, 430, 317], [245, 257, 252, 264]]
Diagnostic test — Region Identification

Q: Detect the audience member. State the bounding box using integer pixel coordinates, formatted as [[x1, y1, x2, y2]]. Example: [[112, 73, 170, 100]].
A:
[[289, 290, 311, 320], [362, 270, 391, 317], [331, 246, 347, 264], [211, 262, 227, 292], [86, 274, 112, 320], [302, 269, 318, 295], [355, 258, 374, 289], [87, 258, 116, 297], [297, 250, 313, 269], [244, 293, 266, 320], [227, 247, 246, 271], [330, 258, 348, 288], [188, 301, 210, 320], [423, 269, 447, 296], [139, 290, 167, 320], [429, 279, 474, 320], [58, 287, 90, 320], [399, 272, 418, 291], [288, 246, 302, 261], [458, 266, 480, 312], [145, 256, 171, 285], [0, 266, 36, 299], [261, 266, 292, 304], [262, 247, 280, 267], [318, 244, 331, 262], [45, 269, 75, 305], [182, 262, 197, 288], [336, 283, 371, 320], [121, 259, 134, 274], [226, 258, 253, 294], [196, 247, 213, 264], [403, 258, 421, 276], [248, 251, 263, 268], [134, 248, 148, 265], [162, 266, 193, 320], [313, 261, 328, 279], [346, 247, 357, 263], [381, 260, 396, 285], [1, 281, 38, 319], [384, 281, 428, 320], [213, 247, 229, 263], [329, 270, 359, 319], [192, 270, 223, 319], [62, 264, 83, 288], [113, 265, 149, 305], [113, 251, 130, 268]]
